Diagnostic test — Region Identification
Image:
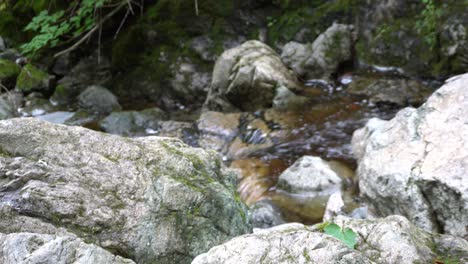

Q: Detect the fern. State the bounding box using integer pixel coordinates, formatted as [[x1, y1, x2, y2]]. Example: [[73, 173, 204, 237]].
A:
[[20, 0, 122, 58]]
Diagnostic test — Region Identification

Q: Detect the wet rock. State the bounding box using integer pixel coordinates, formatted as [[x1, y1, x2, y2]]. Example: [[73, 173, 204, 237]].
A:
[[0, 232, 135, 264], [15, 64, 53, 94], [193, 215, 468, 264], [276, 156, 343, 196], [204, 40, 302, 112], [157, 120, 198, 146], [100, 108, 167, 137], [18, 95, 54, 117], [352, 73, 468, 237], [347, 77, 434, 106], [52, 55, 112, 105], [0, 118, 251, 263], [250, 199, 285, 229], [170, 58, 211, 103], [197, 111, 241, 152], [0, 59, 21, 89], [78, 85, 121, 114], [281, 23, 354, 80]]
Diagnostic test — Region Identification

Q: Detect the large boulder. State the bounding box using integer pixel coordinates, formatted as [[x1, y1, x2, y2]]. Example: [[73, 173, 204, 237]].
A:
[[281, 23, 354, 80], [193, 215, 468, 264], [0, 232, 135, 264], [203, 40, 303, 112], [352, 73, 468, 237], [0, 118, 251, 263]]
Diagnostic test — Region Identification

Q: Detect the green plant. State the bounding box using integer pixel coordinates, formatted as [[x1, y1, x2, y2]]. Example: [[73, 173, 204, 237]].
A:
[[20, 0, 130, 58], [321, 222, 358, 249], [415, 0, 442, 50]]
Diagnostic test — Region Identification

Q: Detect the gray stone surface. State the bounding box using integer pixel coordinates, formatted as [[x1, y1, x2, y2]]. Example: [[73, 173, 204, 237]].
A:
[[78, 85, 121, 114], [0, 118, 251, 264], [193, 215, 468, 264], [250, 199, 285, 229], [204, 40, 302, 112], [0, 232, 135, 264], [281, 23, 354, 80], [99, 108, 167, 136], [170, 58, 211, 103], [276, 156, 343, 196], [352, 73, 468, 237], [193, 222, 372, 264]]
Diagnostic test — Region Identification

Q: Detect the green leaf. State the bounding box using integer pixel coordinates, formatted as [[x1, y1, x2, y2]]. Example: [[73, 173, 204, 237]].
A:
[[324, 223, 358, 249]]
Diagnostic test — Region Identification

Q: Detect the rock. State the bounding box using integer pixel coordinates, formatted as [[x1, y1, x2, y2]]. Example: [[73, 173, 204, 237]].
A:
[[100, 108, 167, 137], [0, 37, 5, 51], [323, 192, 345, 221], [193, 215, 468, 264], [281, 23, 354, 80], [0, 59, 21, 89], [15, 64, 53, 94], [0, 232, 135, 264], [18, 96, 54, 117], [347, 77, 434, 106], [276, 156, 342, 196], [334, 215, 468, 264], [197, 111, 242, 153], [0, 118, 251, 263], [190, 36, 217, 62], [52, 55, 112, 105], [0, 92, 21, 120], [203, 40, 303, 112], [193, 222, 372, 264], [170, 58, 211, 103], [272, 85, 310, 110], [250, 199, 285, 229], [352, 73, 468, 237], [78, 85, 121, 114]]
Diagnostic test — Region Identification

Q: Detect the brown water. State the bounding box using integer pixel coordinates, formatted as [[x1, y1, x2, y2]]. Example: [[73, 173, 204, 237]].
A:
[[229, 79, 400, 223]]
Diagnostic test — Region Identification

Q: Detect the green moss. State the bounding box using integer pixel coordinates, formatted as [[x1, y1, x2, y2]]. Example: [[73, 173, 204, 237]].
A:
[[15, 63, 49, 92], [0, 59, 21, 83]]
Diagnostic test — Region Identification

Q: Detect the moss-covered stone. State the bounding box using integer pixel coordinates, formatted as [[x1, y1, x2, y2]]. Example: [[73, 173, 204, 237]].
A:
[[15, 63, 50, 93], [0, 59, 21, 88]]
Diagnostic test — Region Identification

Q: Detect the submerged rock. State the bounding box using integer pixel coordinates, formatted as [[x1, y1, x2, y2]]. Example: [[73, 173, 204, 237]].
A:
[[203, 40, 302, 112], [352, 73, 468, 237], [281, 23, 354, 80], [0, 232, 135, 264], [78, 85, 121, 114], [193, 215, 468, 264], [0, 118, 251, 263]]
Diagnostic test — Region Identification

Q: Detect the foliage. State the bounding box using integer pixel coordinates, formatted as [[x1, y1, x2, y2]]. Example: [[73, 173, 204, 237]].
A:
[[322, 222, 358, 249], [19, 0, 127, 58], [415, 0, 442, 50]]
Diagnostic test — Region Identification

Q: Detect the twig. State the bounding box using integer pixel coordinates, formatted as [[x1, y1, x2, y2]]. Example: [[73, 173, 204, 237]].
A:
[[114, 7, 130, 39], [194, 0, 199, 16], [53, 1, 127, 58]]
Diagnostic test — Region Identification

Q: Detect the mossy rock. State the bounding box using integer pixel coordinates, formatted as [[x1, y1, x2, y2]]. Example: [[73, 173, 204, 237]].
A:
[[0, 59, 21, 89], [15, 63, 50, 93]]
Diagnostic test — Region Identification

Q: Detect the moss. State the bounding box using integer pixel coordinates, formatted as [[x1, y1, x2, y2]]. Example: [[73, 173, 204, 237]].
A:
[[0, 59, 21, 86], [15, 63, 49, 92]]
